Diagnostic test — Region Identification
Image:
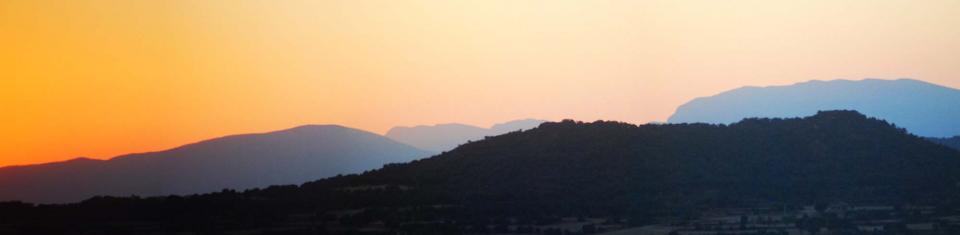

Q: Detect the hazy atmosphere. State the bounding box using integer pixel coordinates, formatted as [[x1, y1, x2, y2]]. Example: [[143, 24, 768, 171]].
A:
[[5, 1, 960, 234], [3, 0, 960, 166]]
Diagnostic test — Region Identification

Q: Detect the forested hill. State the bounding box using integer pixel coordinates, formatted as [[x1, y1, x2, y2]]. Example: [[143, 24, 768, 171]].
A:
[[4, 110, 960, 233], [321, 110, 960, 208]]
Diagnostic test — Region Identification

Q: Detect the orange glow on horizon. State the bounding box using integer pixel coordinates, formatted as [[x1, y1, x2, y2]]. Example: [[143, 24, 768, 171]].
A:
[[2, 0, 960, 166]]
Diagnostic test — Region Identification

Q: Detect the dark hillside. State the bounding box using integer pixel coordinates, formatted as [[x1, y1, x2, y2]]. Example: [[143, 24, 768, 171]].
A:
[[326, 111, 960, 213]]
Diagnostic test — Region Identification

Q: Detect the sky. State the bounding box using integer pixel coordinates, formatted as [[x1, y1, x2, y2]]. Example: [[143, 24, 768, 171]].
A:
[[2, 0, 959, 167]]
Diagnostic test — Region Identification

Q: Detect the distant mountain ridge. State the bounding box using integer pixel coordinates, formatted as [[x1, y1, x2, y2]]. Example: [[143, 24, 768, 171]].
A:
[[668, 78, 960, 137], [385, 119, 546, 152], [0, 125, 431, 203], [928, 136, 960, 151]]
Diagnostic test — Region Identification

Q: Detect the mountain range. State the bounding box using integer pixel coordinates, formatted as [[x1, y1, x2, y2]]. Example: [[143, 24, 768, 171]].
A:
[[0, 125, 430, 203], [5, 78, 959, 207], [385, 119, 546, 152], [668, 79, 960, 137], [5, 111, 959, 234]]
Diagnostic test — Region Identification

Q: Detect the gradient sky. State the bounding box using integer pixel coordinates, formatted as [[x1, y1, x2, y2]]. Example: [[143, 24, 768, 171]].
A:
[[2, 0, 960, 166]]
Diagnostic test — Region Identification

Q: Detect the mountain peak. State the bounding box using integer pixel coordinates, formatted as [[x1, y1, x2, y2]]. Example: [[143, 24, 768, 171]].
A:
[[280, 124, 351, 133], [388, 123, 481, 132], [66, 157, 101, 163], [731, 110, 872, 123], [0, 124, 429, 203], [810, 109, 869, 120], [385, 119, 547, 152]]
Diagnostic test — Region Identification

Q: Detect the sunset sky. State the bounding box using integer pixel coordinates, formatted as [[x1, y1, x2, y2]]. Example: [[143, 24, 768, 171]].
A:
[[2, 0, 960, 166]]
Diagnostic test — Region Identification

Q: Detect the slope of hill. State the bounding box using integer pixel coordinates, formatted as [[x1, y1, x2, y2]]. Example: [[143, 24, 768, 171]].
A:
[[0, 125, 431, 203], [385, 119, 546, 152], [928, 136, 960, 151], [668, 79, 960, 137], [3, 111, 959, 234]]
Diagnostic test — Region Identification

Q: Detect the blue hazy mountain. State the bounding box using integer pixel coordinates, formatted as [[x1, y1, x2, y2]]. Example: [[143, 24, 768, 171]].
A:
[[0, 125, 431, 203], [385, 119, 547, 152], [668, 79, 960, 137], [928, 136, 960, 151]]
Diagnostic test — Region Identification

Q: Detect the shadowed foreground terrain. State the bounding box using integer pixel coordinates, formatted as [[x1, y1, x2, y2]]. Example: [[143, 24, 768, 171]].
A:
[[2, 111, 960, 234]]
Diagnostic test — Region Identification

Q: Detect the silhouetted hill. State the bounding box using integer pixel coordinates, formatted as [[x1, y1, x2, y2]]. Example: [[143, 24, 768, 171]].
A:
[[0, 125, 430, 203], [3, 111, 959, 233], [928, 136, 960, 151], [357, 111, 960, 209], [385, 119, 546, 152], [668, 79, 960, 137]]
